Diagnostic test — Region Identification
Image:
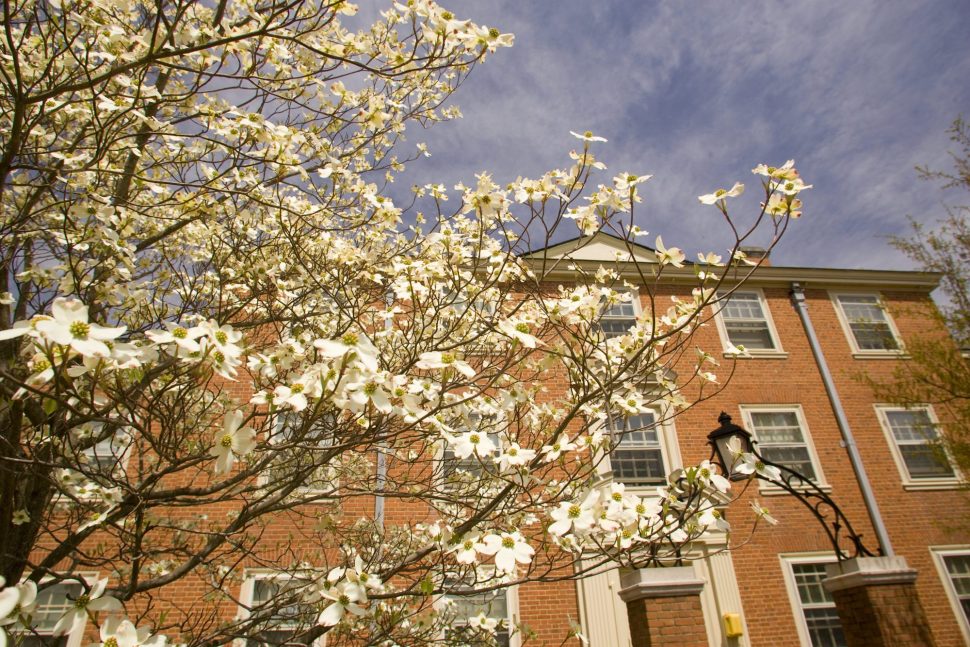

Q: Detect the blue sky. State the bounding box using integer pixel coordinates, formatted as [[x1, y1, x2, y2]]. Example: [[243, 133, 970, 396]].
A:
[[393, 0, 970, 271]]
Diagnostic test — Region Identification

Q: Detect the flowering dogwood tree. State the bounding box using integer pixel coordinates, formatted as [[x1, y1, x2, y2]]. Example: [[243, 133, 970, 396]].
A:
[[0, 0, 810, 645]]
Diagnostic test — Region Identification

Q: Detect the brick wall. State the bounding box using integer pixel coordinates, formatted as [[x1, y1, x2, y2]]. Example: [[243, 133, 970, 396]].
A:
[[831, 583, 936, 646], [626, 595, 708, 647], [663, 284, 970, 646], [22, 263, 970, 647]]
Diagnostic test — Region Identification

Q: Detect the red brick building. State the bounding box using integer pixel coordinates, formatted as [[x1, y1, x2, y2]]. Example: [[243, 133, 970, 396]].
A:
[[16, 233, 970, 647], [525, 234, 970, 647]]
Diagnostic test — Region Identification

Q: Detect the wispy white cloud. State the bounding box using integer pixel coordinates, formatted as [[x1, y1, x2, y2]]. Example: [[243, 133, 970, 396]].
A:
[[396, 0, 970, 270]]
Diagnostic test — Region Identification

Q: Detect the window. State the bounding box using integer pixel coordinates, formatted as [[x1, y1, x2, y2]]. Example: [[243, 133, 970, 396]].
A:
[[876, 406, 955, 483], [783, 558, 846, 647], [240, 574, 320, 647], [609, 411, 668, 488], [444, 580, 515, 647], [597, 296, 637, 339], [16, 580, 85, 647], [84, 433, 130, 474], [69, 424, 131, 477], [442, 414, 501, 479], [742, 407, 823, 485], [932, 549, 970, 640], [445, 288, 496, 320], [833, 294, 900, 352], [716, 290, 780, 351], [268, 412, 337, 495]]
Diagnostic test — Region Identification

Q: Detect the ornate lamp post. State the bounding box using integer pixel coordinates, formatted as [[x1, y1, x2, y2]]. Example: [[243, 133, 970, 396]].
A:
[[707, 412, 877, 561]]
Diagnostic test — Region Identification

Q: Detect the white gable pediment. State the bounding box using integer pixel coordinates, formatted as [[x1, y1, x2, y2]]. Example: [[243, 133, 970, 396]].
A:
[[523, 233, 656, 264]]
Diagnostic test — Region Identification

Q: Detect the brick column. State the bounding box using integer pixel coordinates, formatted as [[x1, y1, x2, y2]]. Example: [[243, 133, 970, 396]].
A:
[[618, 567, 708, 647], [824, 556, 935, 647]]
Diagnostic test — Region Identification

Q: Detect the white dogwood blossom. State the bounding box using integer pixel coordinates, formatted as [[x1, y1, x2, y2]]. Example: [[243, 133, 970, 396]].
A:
[[210, 411, 256, 475], [0, 0, 806, 642], [52, 579, 121, 637], [481, 531, 535, 574]]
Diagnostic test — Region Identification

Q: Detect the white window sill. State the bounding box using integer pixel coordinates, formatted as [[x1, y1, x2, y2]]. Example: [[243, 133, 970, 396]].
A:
[[851, 351, 910, 360], [617, 484, 668, 496], [901, 479, 962, 492], [758, 483, 833, 496], [722, 351, 789, 360]]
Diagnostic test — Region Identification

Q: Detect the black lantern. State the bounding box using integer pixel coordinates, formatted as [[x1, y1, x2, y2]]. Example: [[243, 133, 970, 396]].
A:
[[707, 412, 753, 481]]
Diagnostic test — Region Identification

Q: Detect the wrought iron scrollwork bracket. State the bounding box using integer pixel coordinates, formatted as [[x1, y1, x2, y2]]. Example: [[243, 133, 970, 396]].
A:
[[750, 449, 879, 561]]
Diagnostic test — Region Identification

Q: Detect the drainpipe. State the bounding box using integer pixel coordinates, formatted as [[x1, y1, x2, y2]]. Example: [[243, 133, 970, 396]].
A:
[[789, 283, 894, 556], [375, 448, 386, 529], [375, 294, 393, 530]]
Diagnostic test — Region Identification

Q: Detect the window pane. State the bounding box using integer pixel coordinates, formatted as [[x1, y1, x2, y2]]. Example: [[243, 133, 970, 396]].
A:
[[850, 322, 899, 350], [749, 411, 816, 480], [599, 319, 635, 338], [246, 629, 306, 647], [885, 410, 935, 443], [838, 295, 882, 319], [247, 578, 315, 647], [603, 301, 636, 318], [885, 410, 953, 479], [611, 412, 665, 486], [750, 412, 804, 443], [899, 444, 954, 478], [598, 298, 637, 339], [724, 322, 775, 349], [759, 446, 816, 480], [30, 583, 82, 632], [620, 412, 657, 431], [612, 448, 665, 485], [793, 563, 833, 605], [720, 293, 776, 350], [791, 563, 847, 647], [838, 296, 898, 350], [445, 587, 510, 647], [445, 627, 510, 647], [15, 582, 82, 646], [804, 609, 847, 647], [945, 555, 970, 599], [722, 293, 765, 320]]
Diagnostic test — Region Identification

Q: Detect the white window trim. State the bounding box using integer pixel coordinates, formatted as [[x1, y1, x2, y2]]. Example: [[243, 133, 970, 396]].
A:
[[830, 292, 905, 357], [714, 288, 787, 358], [600, 406, 682, 495], [739, 405, 829, 494], [874, 404, 960, 490], [260, 412, 339, 501], [440, 576, 521, 647], [15, 573, 98, 647], [930, 546, 970, 645], [238, 570, 325, 647], [779, 553, 842, 647]]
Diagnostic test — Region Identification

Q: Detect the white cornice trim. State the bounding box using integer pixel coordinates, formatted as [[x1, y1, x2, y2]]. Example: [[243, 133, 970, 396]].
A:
[[524, 258, 940, 291]]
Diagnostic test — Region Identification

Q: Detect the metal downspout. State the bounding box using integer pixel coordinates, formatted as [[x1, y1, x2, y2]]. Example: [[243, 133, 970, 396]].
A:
[[375, 449, 386, 529], [789, 282, 894, 556], [375, 296, 392, 530]]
